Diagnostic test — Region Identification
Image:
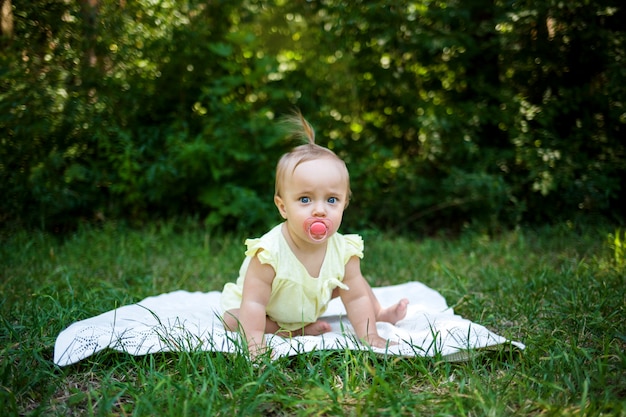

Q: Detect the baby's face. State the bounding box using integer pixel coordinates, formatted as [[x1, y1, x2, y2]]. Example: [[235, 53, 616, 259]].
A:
[[275, 157, 349, 244]]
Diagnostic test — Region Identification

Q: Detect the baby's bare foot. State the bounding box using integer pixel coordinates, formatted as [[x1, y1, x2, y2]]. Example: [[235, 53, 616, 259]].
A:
[[276, 320, 331, 337], [377, 298, 409, 324], [303, 320, 332, 336]]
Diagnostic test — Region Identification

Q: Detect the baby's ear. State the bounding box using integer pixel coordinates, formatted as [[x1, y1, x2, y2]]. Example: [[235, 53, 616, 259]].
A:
[[274, 195, 288, 219]]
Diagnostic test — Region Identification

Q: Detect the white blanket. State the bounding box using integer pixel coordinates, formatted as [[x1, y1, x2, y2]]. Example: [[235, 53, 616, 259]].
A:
[[53, 282, 525, 366]]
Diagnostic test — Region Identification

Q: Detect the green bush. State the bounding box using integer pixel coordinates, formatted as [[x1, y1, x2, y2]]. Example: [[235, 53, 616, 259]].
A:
[[1, 0, 624, 234]]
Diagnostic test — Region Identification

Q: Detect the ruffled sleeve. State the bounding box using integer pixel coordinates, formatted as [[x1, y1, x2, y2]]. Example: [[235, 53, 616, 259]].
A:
[[342, 234, 364, 264], [244, 237, 277, 270]]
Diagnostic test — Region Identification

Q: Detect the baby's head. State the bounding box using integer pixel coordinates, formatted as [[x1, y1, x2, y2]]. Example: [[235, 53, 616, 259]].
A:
[[274, 113, 351, 205]]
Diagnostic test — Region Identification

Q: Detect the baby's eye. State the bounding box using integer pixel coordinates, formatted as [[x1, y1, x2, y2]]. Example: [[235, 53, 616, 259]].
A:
[[300, 197, 311, 204], [328, 197, 338, 204]]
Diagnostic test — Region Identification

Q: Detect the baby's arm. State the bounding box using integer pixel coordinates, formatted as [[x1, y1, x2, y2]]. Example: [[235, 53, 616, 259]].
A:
[[339, 256, 390, 349], [238, 255, 275, 358]]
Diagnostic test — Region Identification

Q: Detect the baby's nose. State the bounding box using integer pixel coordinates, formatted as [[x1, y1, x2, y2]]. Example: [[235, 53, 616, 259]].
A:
[[312, 201, 326, 216]]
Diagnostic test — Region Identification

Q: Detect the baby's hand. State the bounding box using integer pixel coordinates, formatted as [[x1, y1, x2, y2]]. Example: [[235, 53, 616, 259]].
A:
[[362, 334, 396, 349], [246, 337, 274, 362]]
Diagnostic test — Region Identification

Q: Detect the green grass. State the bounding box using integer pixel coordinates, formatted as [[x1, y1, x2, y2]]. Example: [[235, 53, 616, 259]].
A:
[[1, 220, 625, 416]]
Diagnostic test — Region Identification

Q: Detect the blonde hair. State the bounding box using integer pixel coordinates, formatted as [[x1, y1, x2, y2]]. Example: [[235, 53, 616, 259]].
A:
[[275, 112, 351, 204]]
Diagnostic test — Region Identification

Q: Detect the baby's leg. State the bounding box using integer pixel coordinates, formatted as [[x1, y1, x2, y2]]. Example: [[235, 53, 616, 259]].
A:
[[223, 309, 331, 336], [223, 308, 282, 333], [276, 321, 331, 337], [332, 280, 409, 324], [362, 281, 409, 324], [375, 295, 409, 324], [222, 308, 279, 332], [222, 309, 244, 331]]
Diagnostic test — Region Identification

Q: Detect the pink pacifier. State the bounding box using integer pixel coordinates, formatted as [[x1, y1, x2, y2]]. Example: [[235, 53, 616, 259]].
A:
[[304, 218, 333, 242]]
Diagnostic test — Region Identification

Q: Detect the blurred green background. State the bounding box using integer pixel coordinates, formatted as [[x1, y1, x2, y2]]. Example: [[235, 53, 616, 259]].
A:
[[1, 0, 624, 235]]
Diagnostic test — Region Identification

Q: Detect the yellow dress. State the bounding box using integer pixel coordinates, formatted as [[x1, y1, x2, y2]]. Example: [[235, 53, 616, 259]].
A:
[[220, 223, 364, 331]]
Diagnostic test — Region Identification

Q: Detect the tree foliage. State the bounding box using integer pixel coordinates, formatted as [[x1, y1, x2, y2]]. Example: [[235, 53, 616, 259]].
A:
[[1, 0, 624, 234]]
